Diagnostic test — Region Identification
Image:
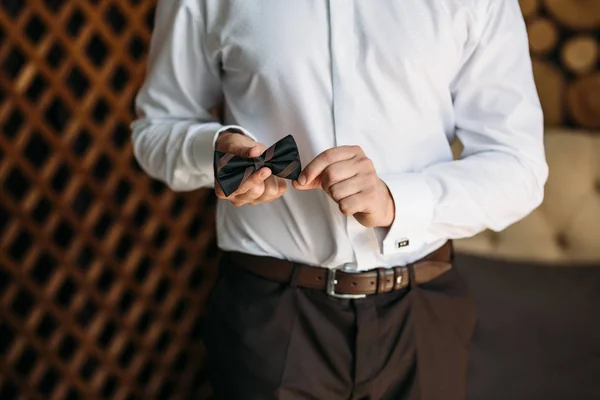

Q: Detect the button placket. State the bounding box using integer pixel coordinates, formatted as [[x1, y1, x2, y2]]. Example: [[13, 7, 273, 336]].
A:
[[328, 1, 377, 270], [328, 0, 356, 149]]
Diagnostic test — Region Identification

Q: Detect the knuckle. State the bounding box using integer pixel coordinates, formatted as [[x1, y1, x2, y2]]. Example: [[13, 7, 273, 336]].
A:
[[251, 176, 264, 186], [359, 157, 374, 170], [254, 172, 269, 182], [277, 186, 288, 197], [330, 186, 341, 201], [339, 200, 351, 215], [265, 185, 278, 197], [248, 185, 264, 198], [366, 173, 378, 186], [322, 168, 334, 183], [365, 187, 377, 200], [323, 149, 336, 164], [326, 165, 342, 182], [329, 186, 337, 199]]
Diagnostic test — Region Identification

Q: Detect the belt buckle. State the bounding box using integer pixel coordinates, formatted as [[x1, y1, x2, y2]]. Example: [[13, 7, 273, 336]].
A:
[[326, 268, 367, 299]]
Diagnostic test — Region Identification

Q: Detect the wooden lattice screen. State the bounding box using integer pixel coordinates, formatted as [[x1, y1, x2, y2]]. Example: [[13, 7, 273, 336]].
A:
[[0, 0, 599, 399], [0, 0, 218, 399]]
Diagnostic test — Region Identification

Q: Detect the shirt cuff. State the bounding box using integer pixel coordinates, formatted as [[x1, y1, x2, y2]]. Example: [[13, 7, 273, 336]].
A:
[[212, 125, 258, 148], [376, 173, 436, 255], [190, 123, 258, 175]]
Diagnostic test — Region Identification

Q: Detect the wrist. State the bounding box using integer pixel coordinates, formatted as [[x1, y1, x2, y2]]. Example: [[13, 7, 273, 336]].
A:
[[218, 127, 244, 138], [217, 131, 235, 142], [216, 128, 246, 147], [380, 179, 396, 228]]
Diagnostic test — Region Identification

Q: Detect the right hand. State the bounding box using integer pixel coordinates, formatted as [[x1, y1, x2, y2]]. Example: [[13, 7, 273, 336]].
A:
[[214, 131, 288, 206]]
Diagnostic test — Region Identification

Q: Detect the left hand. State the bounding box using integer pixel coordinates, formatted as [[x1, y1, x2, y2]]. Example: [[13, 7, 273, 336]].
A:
[[292, 145, 395, 228]]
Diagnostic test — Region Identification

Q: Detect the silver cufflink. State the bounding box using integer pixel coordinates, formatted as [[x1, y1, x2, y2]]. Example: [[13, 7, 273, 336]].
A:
[[396, 239, 409, 248]]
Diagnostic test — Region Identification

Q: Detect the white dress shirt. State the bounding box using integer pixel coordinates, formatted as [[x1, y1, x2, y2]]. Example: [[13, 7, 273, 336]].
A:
[[131, 0, 548, 271]]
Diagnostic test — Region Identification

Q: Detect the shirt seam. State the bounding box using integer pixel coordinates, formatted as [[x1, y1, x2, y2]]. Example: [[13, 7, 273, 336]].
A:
[[179, 0, 223, 85]]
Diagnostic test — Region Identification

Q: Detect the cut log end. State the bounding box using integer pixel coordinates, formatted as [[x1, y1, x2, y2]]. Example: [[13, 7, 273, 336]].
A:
[[561, 36, 599, 74], [520, 0, 540, 19], [532, 59, 566, 126], [568, 74, 600, 129], [545, 0, 600, 30], [528, 18, 559, 55]]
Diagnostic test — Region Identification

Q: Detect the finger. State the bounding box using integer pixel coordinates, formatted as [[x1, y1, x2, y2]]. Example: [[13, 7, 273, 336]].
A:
[[277, 177, 288, 193], [233, 167, 272, 196], [232, 181, 266, 206], [338, 193, 368, 216], [217, 134, 266, 158], [251, 177, 279, 203], [214, 179, 227, 199], [241, 143, 264, 158], [319, 159, 361, 191], [327, 175, 369, 201], [293, 156, 366, 192], [228, 143, 265, 158], [250, 177, 287, 205], [297, 146, 363, 187], [292, 175, 322, 191]]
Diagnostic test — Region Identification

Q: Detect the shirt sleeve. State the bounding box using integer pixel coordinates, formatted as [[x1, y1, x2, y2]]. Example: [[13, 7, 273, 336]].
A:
[[130, 0, 256, 191], [377, 0, 548, 255]]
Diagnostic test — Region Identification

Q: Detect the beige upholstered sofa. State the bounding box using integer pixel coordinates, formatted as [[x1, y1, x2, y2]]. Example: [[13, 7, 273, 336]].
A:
[[452, 128, 600, 399], [455, 128, 600, 264]]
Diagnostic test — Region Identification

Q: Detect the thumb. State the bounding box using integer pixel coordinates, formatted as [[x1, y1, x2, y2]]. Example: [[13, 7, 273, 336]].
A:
[[234, 143, 264, 159], [218, 134, 266, 158], [292, 175, 322, 190]]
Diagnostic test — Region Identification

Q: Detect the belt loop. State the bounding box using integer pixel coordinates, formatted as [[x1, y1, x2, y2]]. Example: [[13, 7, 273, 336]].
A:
[[392, 267, 402, 291], [376, 268, 386, 294], [289, 263, 302, 288]]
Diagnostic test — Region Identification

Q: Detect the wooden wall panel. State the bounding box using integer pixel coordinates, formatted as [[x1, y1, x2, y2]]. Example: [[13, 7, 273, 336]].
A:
[[0, 0, 598, 399], [0, 0, 217, 399]]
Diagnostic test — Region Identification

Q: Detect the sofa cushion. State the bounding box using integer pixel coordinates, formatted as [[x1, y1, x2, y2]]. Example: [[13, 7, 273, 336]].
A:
[[453, 129, 600, 264], [455, 254, 600, 400]]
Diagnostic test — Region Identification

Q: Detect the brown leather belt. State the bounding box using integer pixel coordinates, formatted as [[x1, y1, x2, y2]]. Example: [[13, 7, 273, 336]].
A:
[[226, 241, 453, 299]]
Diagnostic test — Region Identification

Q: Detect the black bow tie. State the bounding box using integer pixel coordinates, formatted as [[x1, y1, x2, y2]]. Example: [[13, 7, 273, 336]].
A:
[[214, 135, 302, 197]]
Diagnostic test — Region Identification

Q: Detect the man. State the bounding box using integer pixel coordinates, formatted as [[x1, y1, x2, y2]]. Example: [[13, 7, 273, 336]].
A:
[[132, 1, 547, 398]]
